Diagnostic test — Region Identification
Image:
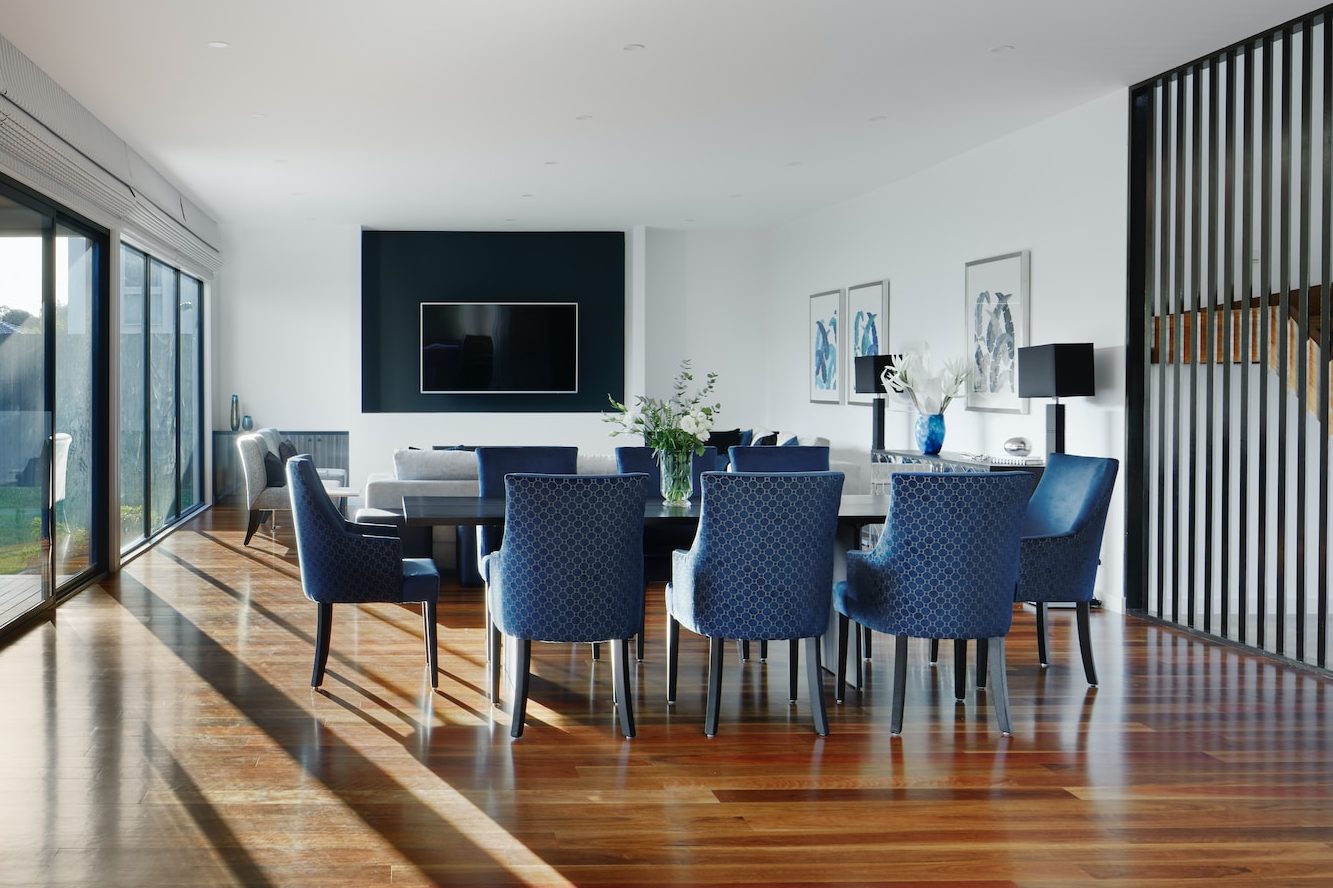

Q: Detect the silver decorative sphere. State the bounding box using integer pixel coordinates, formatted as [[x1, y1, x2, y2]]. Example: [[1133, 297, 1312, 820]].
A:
[[1003, 436, 1031, 457]]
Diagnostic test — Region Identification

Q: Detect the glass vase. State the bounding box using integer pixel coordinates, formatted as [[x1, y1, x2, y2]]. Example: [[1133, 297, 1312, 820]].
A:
[[230, 394, 240, 432], [656, 448, 693, 505], [915, 413, 945, 455]]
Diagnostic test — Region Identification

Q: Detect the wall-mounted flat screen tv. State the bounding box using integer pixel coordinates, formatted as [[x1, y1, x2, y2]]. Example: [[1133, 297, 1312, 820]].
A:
[[420, 302, 578, 394]]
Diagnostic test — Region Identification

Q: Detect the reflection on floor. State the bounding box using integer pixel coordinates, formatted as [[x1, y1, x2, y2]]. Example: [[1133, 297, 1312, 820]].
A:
[[1, 507, 1331, 886]]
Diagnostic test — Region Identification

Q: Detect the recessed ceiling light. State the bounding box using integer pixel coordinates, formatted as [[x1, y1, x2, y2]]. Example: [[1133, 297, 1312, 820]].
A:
[[622, 43, 646, 52], [575, 114, 593, 121], [504, 218, 516, 222], [868, 114, 888, 123], [206, 41, 230, 49], [786, 161, 803, 167], [521, 193, 534, 198], [274, 158, 288, 164], [250, 112, 267, 119], [685, 218, 696, 223], [544, 160, 559, 166], [990, 44, 1015, 54], [728, 193, 743, 199]]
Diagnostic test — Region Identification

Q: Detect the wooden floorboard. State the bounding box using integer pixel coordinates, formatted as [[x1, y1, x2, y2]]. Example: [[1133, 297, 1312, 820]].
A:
[[0, 507, 1331, 886]]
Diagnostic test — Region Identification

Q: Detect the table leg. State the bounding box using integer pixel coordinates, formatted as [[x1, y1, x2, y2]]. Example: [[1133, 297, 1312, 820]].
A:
[[821, 525, 855, 679]]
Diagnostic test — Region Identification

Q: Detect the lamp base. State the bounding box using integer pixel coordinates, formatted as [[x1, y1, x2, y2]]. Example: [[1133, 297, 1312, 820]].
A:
[[1046, 402, 1066, 456]]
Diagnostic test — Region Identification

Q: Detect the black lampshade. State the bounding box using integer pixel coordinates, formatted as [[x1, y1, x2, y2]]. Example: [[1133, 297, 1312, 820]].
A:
[[854, 354, 900, 394], [1018, 343, 1096, 398]]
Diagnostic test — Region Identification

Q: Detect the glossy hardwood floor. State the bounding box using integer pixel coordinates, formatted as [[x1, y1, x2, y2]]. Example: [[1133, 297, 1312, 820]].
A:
[[2, 508, 1332, 887]]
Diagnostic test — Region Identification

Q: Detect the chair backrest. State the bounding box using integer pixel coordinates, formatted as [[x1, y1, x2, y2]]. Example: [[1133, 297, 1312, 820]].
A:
[[870, 472, 1034, 639], [494, 473, 647, 642], [255, 427, 283, 456], [475, 446, 579, 555], [614, 445, 717, 501], [288, 455, 401, 603], [728, 445, 830, 472], [236, 433, 271, 509], [1023, 453, 1119, 538], [686, 471, 845, 639]]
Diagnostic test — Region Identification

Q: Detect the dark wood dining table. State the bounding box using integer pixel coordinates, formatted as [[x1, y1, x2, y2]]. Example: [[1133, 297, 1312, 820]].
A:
[[401, 493, 891, 681]]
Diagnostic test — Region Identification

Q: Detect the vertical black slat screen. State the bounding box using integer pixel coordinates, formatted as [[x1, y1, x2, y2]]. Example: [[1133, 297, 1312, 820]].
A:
[[1221, 47, 1236, 641], [1129, 11, 1333, 671], [1126, 86, 1153, 613], [1205, 56, 1219, 636], [1157, 77, 1172, 619], [1188, 62, 1202, 628], [1257, 32, 1273, 653], [1321, 18, 1332, 669], [1277, 27, 1292, 656], [1173, 70, 1187, 625], [1297, 22, 1313, 663]]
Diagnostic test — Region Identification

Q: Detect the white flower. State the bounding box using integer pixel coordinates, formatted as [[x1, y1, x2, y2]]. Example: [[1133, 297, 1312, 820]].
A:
[[678, 414, 700, 435], [691, 410, 712, 435]]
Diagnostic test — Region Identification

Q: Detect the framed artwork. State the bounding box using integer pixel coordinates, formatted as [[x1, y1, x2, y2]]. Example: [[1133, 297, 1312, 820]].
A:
[[964, 250, 1030, 414], [845, 280, 889, 405], [808, 289, 843, 403]]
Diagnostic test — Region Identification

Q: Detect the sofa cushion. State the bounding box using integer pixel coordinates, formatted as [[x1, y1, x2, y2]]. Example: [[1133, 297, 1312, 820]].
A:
[[394, 448, 478, 481], [706, 428, 742, 453], [278, 439, 297, 463], [755, 432, 778, 446], [263, 451, 286, 487], [577, 453, 616, 475]]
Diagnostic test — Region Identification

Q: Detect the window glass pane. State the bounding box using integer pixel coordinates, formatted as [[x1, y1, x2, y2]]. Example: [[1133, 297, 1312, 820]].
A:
[[148, 260, 176, 532], [0, 196, 50, 629], [55, 226, 96, 582], [178, 276, 200, 512], [119, 246, 146, 546]]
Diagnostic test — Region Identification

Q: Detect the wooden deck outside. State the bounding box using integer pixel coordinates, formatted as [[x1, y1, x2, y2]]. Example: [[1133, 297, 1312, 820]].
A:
[[1, 507, 1331, 886]]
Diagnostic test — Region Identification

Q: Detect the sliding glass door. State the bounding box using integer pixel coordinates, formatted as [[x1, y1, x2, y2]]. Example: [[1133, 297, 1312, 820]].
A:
[[0, 181, 106, 633], [120, 244, 204, 551]]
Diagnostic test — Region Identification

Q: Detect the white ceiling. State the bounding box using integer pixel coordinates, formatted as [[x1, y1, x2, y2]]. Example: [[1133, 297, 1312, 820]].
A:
[[0, 0, 1318, 230]]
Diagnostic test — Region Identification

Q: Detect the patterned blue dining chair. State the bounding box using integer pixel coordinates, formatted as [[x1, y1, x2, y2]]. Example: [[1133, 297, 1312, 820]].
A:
[[481, 473, 646, 739], [984, 453, 1118, 687], [615, 446, 717, 660], [725, 444, 833, 662], [834, 472, 1032, 736], [286, 456, 441, 688], [666, 471, 844, 736], [728, 445, 830, 472]]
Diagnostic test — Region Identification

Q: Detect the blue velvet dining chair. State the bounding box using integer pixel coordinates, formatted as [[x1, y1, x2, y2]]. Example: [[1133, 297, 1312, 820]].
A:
[[985, 453, 1118, 688], [725, 444, 832, 663], [666, 471, 844, 736], [286, 456, 441, 688], [481, 473, 646, 738], [833, 472, 1032, 736], [615, 446, 717, 660], [728, 444, 830, 472]]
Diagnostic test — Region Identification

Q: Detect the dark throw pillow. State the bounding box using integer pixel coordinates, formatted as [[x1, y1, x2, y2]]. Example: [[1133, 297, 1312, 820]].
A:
[[433, 444, 478, 452], [278, 439, 298, 463], [705, 428, 743, 453], [756, 432, 778, 446], [263, 451, 287, 488]]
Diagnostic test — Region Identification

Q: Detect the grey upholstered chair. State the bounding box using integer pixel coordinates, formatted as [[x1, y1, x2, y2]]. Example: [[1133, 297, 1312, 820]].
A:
[[237, 433, 294, 544]]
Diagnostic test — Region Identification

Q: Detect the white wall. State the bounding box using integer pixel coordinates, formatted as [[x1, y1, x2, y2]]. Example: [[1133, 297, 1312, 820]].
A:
[[214, 224, 769, 488], [763, 89, 1130, 606]]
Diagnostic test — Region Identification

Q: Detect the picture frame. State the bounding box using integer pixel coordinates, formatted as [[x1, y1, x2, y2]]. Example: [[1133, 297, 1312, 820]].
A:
[[845, 280, 889, 406], [964, 250, 1030, 414], [808, 288, 843, 404]]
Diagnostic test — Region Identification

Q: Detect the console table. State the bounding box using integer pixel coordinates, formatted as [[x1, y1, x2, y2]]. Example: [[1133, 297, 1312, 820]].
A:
[[212, 429, 350, 504], [870, 449, 1044, 494]]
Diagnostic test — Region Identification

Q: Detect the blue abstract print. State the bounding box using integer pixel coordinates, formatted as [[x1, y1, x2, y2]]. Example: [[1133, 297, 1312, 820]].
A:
[[853, 309, 880, 359], [971, 290, 1016, 394], [813, 311, 838, 391]]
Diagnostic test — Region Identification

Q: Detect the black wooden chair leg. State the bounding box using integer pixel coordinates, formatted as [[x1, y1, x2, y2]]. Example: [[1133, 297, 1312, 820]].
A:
[[488, 616, 502, 705], [760, 640, 769, 662], [988, 636, 1013, 735], [311, 602, 333, 687], [705, 637, 724, 737], [929, 638, 940, 664], [637, 594, 646, 662], [805, 636, 828, 736], [891, 635, 909, 735], [788, 638, 799, 703], [612, 639, 636, 738], [739, 640, 750, 661], [862, 625, 873, 661], [1035, 602, 1049, 667], [510, 639, 532, 739], [591, 641, 601, 661], [424, 600, 439, 688], [954, 639, 967, 702], [1076, 601, 1098, 686], [976, 637, 989, 689], [835, 614, 849, 704], [666, 615, 681, 703], [244, 509, 264, 546]]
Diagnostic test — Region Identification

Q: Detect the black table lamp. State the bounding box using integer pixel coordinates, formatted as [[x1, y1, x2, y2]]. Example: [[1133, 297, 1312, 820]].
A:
[[854, 354, 901, 452], [1017, 343, 1095, 455]]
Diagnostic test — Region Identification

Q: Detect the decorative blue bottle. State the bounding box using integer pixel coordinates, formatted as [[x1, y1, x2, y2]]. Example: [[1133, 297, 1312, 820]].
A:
[[915, 413, 945, 455]]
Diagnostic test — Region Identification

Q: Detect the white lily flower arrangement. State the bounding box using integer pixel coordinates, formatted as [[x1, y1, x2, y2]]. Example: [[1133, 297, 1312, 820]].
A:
[[605, 360, 720, 454], [881, 349, 970, 415]]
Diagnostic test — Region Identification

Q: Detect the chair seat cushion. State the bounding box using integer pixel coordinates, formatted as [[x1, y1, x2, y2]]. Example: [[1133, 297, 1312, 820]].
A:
[[400, 557, 440, 603]]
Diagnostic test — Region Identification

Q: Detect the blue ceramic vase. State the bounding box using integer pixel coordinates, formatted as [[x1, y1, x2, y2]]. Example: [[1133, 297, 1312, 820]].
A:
[[915, 413, 945, 455]]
